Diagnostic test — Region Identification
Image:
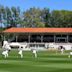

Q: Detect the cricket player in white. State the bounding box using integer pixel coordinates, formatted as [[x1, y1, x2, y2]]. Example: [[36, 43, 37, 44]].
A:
[[2, 41, 11, 50], [2, 43, 11, 58], [58, 46, 65, 54], [68, 52, 72, 58], [18, 45, 23, 58], [2, 49, 9, 58], [32, 48, 37, 58], [61, 48, 64, 54]]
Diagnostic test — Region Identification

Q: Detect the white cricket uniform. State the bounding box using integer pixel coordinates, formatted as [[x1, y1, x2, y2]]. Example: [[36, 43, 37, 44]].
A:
[[32, 49, 37, 58], [3, 43, 11, 51], [70, 52, 72, 55], [5, 44, 11, 50], [18, 50, 22, 55], [68, 52, 72, 58], [18, 47, 23, 58], [2, 43, 11, 58], [61, 49, 64, 54], [2, 50, 8, 58]]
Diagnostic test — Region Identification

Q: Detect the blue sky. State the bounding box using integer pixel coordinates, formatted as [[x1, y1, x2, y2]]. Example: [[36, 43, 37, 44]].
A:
[[0, 0, 72, 11]]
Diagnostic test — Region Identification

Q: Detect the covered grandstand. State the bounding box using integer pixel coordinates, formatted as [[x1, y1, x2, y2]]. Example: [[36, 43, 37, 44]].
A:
[[3, 28, 72, 50]]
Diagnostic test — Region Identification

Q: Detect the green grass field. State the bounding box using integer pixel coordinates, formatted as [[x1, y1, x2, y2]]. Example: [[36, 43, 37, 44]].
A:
[[0, 49, 72, 72]]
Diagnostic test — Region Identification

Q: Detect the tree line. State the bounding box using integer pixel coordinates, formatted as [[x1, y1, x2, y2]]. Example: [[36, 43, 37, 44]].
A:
[[0, 5, 72, 29]]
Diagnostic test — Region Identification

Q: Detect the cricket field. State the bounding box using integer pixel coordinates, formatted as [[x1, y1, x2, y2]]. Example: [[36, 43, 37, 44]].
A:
[[0, 49, 72, 72]]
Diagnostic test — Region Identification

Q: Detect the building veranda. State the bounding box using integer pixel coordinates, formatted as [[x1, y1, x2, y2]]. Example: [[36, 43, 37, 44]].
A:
[[3, 28, 72, 50]]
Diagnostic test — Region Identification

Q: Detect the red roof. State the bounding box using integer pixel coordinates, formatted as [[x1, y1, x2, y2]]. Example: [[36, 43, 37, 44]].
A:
[[3, 27, 72, 33]]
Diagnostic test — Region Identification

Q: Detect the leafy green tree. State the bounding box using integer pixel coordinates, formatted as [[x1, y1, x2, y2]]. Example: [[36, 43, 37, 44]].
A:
[[42, 8, 51, 27], [23, 7, 45, 27], [50, 10, 72, 27], [11, 7, 21, 27], [5, 7, 12, 27]]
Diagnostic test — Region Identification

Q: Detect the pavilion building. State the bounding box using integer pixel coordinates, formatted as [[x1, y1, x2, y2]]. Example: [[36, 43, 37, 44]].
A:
[[3, 27, 72, 50]]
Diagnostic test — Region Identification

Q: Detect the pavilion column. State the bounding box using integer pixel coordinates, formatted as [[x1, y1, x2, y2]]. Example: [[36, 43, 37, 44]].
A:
[[7, 33, 10, 41], [16, 35, 18, 42], [54, 35, 56, 43], [67, 35, 69, 43], [4, 34, 6, 41], [28, 34, 30, 43], [41, 35, 43, 42]]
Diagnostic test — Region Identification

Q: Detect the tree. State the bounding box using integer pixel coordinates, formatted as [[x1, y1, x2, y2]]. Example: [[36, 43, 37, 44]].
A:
[[0, 5, 6, 28], [42, 8, 51, 27], [11, 7, 21, 27], [22, 7, 45, 27], [5, 7, 12, 28], [50, 10, 72, 27]]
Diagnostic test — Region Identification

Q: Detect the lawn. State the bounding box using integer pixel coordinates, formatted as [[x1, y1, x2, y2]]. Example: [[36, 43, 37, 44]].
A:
[[0, 49, 72, 72]]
